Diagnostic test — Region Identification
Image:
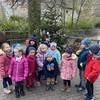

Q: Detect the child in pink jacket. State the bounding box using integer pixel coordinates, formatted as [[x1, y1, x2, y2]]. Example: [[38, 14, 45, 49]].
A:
[[60, 47, 77, 92], [9, 47, 28, 98], [0, 43, 13, 94]]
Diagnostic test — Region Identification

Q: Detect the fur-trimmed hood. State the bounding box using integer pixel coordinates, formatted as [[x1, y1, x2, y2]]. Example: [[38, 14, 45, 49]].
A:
[[62, 53, 77, 60], [0, 49, 5, 55]]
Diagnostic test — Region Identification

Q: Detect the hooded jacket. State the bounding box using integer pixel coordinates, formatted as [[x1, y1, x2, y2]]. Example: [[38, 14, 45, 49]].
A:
[[27, 55, 37, 75], [43, 58, 59, 78], [26, 39, 38, 56], [36, 51, 47, 71], [77, 48, 89, 70], [9, 56, 28, 82], [84, 55, 100, 83], [60, 53, 77, 80]]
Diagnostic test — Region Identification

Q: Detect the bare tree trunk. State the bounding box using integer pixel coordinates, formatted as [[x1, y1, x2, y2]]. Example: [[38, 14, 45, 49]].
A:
[[75, 0, 86, 26], [71, 0, 76, 29], [28, 0, 41, 35]]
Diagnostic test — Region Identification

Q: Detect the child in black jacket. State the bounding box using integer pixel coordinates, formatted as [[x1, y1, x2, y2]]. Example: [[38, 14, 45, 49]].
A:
[[43, 53, 59, 91]]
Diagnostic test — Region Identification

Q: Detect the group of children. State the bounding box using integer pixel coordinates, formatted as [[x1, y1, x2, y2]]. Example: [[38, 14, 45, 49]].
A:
[[0, 36, 100, 100], [75, 38, 100, 100]]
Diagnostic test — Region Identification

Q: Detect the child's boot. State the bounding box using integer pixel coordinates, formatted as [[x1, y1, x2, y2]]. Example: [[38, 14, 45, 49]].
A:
[[46, 84, 51, 91], [85, 95, 95, 100], [62, 85, 67, 92], [55, 80, 58, 84], [9, 85, 13, 92], [67, 87, 71, 92], [15, 89, 20, 98], [15, 92, 20, 98], [20, 90, 25, 96], [20, 83, 25, 96], [50, 84, 55, 91], [15, 84, 20, 98], [61, 85, 67, 92], [36, 81, 41, 86], [3, 88, 11, 94]]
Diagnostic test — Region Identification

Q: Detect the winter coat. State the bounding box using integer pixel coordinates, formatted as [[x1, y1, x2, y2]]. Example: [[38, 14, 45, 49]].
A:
[[60, 53, 77, 80], [5, 54, 12, 74], [43, 58, 59, 78], [47, 49, 61, 65], [36, 52, 47, 71], [9, 56, 28, 82], [0, 50, 12, 80], [77, 48, 89, 71], [84, 56, 100, 83], [27, 55, 37, 76], [0, 54, 6, 80]]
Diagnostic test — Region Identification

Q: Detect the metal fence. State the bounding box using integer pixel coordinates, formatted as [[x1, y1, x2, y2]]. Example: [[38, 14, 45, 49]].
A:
[[4, 31, 29, 44], [0, 30, 100, 47]]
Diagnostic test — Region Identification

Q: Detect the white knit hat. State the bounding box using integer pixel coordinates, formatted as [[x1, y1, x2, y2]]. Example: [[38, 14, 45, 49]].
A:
[[50, 42, 57, 48]]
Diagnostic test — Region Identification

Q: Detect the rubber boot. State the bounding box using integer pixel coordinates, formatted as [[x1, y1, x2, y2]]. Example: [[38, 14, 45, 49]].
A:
[[61, 85, 67, 92], [15, 87, 20, 98], [50, 84, 55, 91], [46, 84, 51, 91]]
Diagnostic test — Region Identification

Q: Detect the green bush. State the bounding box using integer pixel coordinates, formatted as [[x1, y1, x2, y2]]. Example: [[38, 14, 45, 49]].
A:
[[40, 19, 61, 33], [77, 19, 94, 29], [66, 17, 95, 29], [94, 18, 100, 28], [0, 16, 29, 32]]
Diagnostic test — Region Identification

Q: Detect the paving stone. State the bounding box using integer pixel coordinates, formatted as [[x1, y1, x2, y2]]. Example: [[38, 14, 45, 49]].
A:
[[0, 77, 100, 100]]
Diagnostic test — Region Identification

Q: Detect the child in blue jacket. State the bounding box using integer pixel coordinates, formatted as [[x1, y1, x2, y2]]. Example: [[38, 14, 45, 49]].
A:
[[47, 42, 61, 84]]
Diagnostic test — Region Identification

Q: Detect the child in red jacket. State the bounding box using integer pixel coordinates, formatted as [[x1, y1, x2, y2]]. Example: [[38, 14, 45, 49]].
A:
[[26, 47, 37, 90], [84, 44, 100, 100]]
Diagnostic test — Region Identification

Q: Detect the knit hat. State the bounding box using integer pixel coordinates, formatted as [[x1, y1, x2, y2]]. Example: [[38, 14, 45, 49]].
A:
[[29, 38, 36, 43], [90, 44, 100, 55], [31, 34, 37, 40], [46, 51, 54, 58], [46, 53, 54, 58], [65, 47, 73, 54], [29, 34, 37, 43], [12, 43, 21, 49], [43, 41, 50, 47], [50, 42, 57, 48], [28, 47, 36, 52], [81, 38, 91, 47]]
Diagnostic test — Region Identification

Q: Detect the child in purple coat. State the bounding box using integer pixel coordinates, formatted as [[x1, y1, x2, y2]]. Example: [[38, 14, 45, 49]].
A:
[[9, 47, 28, 98], [36, 44, 48, 86]]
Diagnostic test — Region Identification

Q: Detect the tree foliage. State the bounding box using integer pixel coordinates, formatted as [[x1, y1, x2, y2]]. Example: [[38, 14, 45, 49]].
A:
[[28, 0, 41, 34], [0, 16, 28, 31], [41, 0, 67, 33], [4, 0, 98, 33]]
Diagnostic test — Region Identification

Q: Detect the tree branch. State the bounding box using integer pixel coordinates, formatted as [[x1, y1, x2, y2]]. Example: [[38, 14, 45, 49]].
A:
[[75, 0, 86, 26], [71, 0, 76, 29], [11, 0, 19, 8]]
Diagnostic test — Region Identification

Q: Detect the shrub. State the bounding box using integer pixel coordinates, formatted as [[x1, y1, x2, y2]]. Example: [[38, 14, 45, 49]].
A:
[[0, 16, 29, 32]]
